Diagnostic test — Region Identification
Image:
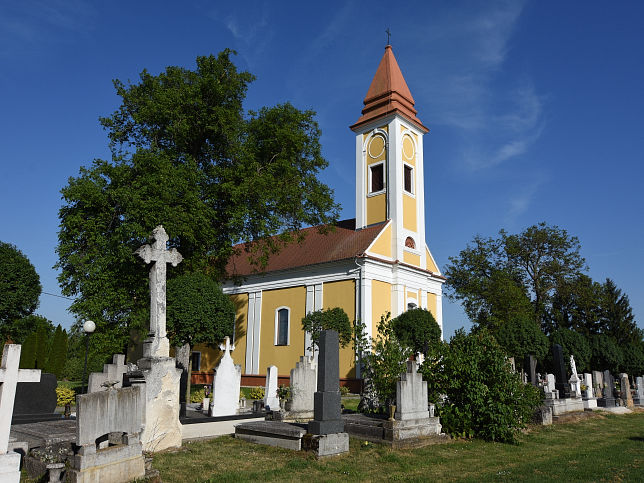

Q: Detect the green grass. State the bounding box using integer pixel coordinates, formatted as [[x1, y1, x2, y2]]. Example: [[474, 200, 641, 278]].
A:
[[152, 411, 644, 482]]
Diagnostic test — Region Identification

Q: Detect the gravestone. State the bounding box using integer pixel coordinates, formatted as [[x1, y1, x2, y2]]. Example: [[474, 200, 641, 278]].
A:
[[264, 366, 279, 410], [128, 225, 183, 452], [592, 371, 604, 398], [69, 386, 145, 482], [12, 373, 57, 424], [211, 337, 241, 417], [619, 373, 634, 408], [287, 356, 316, 418], [1, 344, 41, 483], [582, 373, 597, 409], [545, 374, 557, 399], [597, 370, 616, 408], [523, 355, 537, 386], [88, 354, 127, 393], [395, 360, 429, 420], [634, 376, 644, 406], [306, 330, 349, 456], [552, 344, 571, 398], [568, 355, 581, 398]]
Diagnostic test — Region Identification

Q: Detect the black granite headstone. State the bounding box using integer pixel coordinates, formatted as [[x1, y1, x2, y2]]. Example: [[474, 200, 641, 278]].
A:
[[308, 330, 344, 435], [523, 354, 537, 386], [597, 370, 616, 408], [12, 373, 59, 424], [552, 344, 571, 398]]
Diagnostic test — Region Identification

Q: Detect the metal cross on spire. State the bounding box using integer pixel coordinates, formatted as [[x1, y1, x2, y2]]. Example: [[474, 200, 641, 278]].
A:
[[386, 28, 391, 45]]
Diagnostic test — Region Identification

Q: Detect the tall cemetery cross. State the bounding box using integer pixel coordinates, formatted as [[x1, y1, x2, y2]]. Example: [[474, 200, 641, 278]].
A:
[[0, 344, 40, 455], [136, 225, 183, 358]]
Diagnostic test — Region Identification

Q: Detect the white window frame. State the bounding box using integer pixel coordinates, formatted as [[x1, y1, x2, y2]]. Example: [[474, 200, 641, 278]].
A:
[[368, 161, 386, 196], [407, 299, 418, 311], [403, 162, 415, 196], [274, 306, 291, 346]]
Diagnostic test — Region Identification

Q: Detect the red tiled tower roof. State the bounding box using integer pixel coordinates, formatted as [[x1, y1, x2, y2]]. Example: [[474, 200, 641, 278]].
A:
[[350, 45, 428, 133], [225, 219, 387, 277]]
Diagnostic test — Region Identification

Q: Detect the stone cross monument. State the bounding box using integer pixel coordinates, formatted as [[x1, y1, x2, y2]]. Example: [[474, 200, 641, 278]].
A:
[[1, 344, 41, 482], [129, 225, 183, 452], [136, 225, 183, 358]]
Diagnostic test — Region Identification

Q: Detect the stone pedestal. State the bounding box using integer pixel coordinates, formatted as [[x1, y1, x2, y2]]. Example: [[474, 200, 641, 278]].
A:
[[0, 452, 21, 483], [129, 357, 182, 452], [303, 432, 349, 458]]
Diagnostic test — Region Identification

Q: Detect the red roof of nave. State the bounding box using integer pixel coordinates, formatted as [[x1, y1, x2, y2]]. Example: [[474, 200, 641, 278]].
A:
[[351, 45, 428, 133], [225, 219, 387, 277]]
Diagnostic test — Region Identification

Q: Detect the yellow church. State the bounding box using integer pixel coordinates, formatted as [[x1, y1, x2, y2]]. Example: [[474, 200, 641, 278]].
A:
[[191, 45, 445, 389]]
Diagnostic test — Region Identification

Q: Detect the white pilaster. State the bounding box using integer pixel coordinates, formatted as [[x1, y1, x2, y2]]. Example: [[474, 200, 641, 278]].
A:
[[356, 134, 366, 229], [245, 291, 262, 374], [436, 292, 443, 340]]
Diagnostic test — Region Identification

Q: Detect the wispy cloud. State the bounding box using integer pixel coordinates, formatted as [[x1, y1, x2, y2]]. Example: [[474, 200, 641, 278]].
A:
[[208, 2, 272, 69], [412, 0, 544, 172], [0, 0, 96, 57], [505, 175, 546, 223]]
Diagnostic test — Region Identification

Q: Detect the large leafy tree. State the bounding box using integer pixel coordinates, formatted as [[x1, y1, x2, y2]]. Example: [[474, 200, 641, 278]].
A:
[[0, 242, 41, 335], [301, 307, 352, 354], [56, 51, 339, 349], [445, 223, 585, 334], [390, 308, 442, 355], [167, 272, 235, 404]]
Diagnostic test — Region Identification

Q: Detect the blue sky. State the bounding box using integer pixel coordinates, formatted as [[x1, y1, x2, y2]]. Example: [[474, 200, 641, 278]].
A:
[[1, 1, 642, 338]]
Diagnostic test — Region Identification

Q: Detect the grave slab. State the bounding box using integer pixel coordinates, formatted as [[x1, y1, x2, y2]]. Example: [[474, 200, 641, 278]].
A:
[[235, 421, 307, 450]]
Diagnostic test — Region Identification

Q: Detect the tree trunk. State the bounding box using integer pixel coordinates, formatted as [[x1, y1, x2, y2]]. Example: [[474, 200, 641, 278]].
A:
[[175, 343, 191, 418]]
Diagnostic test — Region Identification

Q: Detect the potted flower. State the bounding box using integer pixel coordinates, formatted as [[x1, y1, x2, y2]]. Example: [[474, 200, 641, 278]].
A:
[[277, 384, 291, 411]]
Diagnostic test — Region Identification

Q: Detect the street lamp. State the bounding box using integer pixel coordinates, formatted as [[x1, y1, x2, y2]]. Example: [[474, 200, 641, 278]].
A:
[[81, 320, 96, 394]]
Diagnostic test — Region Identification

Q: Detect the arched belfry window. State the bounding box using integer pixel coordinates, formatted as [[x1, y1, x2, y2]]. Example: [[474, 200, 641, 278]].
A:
[[405, 237, 416, 249], [275, 307, 290, 346]]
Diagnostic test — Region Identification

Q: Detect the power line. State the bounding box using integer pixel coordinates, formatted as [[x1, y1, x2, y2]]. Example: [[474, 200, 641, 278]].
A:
[[42, 291, 75, 301]]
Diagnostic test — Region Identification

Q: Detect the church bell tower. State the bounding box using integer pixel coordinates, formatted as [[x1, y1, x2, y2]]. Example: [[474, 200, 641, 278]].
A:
[[351, 44, 429, 268]]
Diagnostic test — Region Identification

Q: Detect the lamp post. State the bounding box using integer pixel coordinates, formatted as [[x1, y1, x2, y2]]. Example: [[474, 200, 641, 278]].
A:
[[81, 320, 96, 394]]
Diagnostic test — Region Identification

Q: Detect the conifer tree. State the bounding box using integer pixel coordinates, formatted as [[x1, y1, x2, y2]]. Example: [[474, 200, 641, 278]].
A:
[[19, 332, 37, 368], [34, 325, 50, 370]]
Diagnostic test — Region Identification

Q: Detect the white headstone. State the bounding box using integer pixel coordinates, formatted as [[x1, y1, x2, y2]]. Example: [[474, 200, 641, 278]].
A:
[[211, 337, 241, 416], [636, 376, 644, 397], [88, 354, 128, 393], [395, 360, 430, 421], [289, 357, 316, 413], [546, 373, 557, 398], [0, 344, 41, 482], [264, 365, 279, 410], [568, 355, 581, 397], [583, 373, 594, 399], [136, 225, 183, 358]]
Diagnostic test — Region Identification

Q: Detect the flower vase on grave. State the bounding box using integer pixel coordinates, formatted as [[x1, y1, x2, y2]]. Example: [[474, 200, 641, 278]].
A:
[[389, 404, 396, 421]]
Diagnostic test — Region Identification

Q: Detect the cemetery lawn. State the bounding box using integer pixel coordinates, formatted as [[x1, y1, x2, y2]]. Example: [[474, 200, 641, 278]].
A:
[[153, 411, 644, 482]]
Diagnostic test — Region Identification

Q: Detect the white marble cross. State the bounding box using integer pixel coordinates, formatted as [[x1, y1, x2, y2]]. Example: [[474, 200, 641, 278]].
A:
[[219, 336, 235, 354], [0, 344, 40, 454], [136, 225, 183, 358]]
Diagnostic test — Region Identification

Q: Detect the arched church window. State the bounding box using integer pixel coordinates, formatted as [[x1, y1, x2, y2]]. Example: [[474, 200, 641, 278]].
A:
[[275, 307, 290, 346], [405, 236, 416, 249], [407, 302, 417, 310]]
